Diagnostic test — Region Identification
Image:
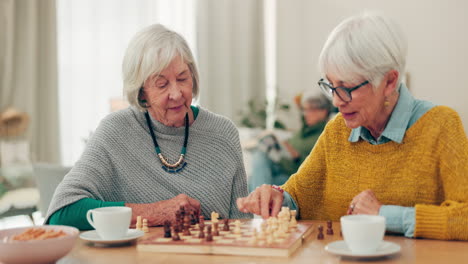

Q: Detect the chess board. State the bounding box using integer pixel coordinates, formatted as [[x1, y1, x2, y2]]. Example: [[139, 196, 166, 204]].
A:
[[137, 219, 314, 257]]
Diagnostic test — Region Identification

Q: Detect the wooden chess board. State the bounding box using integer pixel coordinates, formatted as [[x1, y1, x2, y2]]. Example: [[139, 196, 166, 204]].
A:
[[137, 219, 314, 257]]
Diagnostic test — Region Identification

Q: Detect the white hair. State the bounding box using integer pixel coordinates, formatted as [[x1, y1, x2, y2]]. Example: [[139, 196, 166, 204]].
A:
[[122, 24, 199, 111], [318, 12, 407, 88]]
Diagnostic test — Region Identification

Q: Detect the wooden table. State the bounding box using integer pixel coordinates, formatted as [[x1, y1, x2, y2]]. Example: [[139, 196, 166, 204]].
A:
[[59, 220, 468, 264]]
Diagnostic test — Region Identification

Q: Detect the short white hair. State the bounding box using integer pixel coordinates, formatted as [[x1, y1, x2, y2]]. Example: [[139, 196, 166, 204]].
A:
[[318, 12, 407, 88], [122, 24, 199, 111]]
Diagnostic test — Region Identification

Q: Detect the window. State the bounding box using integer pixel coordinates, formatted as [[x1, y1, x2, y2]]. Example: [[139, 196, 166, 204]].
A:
[[57, 0, 196, 165]]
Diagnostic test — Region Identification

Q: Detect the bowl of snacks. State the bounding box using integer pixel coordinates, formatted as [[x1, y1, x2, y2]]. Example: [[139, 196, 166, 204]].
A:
[[0, 225, 79, 264]]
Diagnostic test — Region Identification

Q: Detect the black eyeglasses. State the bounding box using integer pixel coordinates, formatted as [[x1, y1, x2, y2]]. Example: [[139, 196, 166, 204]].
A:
[[318, 78, 369, 102]]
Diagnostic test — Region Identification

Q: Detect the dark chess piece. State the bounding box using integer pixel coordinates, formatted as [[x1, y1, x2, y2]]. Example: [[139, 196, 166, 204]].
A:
[[163, 220, 172, 238], [174, 220, 180, 233], [190, 211, 197, 225], [222, 219, 230, 231], [326, 220, 334, 235], [179, 220, 184, 233], [317, 225, 324, 240], [194, 210, 200, 223], [213, 222, 219, 236], [172, 227, 180, 241], [198, 226, 205, 238], [183, 227, 191, 236], [199, 215, 205, 226], [206, 225, 213, 241], [183, 217, 191, 236]]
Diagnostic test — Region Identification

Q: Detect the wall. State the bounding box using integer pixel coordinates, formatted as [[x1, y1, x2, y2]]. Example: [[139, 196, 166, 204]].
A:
[[276, 0, 468, 132]]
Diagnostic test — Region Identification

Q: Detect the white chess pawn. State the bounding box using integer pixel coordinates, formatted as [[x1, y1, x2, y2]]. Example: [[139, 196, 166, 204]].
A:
[[289, 210, 298, 228], [234, 220, 242, 234], [142, 218, 149, 233], [266, 233, 274, 245], [136, 215, 142, 230], [249, 229, 258, 244]]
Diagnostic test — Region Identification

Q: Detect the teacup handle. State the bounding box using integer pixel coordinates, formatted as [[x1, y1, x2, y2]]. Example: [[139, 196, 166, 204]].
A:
[[86, 210, 97, 229]]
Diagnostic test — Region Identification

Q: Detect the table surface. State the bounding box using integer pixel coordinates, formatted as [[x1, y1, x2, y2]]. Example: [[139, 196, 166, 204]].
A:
[[58, 220, 468, 264]]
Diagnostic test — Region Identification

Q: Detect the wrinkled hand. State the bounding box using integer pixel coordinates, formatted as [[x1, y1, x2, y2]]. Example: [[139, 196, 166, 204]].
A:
[[127, 194, 201, 227], [236, 184, 284, 219], [347, 189, 382, 215]]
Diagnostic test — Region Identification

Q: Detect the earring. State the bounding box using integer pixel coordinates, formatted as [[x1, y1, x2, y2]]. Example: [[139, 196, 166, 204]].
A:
[[140, 100, 149, 108], [384, 99, 390, 107], [138, 87, 149, 108]]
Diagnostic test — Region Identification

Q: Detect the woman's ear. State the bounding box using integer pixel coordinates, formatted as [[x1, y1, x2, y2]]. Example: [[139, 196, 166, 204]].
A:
[[138, 87, 148, 108], [383, 70, 399, 97]]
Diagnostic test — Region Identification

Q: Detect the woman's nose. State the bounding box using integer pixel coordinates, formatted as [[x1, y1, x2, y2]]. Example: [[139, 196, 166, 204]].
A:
[[168, 83, 182, 100]]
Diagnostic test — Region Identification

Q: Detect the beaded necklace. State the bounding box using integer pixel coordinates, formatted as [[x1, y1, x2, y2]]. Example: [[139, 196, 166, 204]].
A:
[[144, 112, 189, 173]]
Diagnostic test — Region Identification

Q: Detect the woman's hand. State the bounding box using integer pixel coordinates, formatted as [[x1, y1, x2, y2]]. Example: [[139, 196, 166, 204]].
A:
[[236, 184, 284, 219], [126, 194, 201, 227], [347, 189, 382, 215]]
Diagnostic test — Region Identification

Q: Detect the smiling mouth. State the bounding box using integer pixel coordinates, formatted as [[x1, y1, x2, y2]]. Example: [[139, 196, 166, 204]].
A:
[[169, 105, 184, 110], [342, 112, 357, 118]]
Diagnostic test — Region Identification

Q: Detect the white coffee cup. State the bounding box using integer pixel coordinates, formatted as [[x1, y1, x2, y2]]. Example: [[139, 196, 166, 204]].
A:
[[86, 206, 132, 240], [340, 215, 386, 254]]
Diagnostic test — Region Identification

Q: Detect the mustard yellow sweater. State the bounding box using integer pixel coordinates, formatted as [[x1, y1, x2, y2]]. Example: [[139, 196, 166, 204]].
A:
[[283, 106, 468, 240]]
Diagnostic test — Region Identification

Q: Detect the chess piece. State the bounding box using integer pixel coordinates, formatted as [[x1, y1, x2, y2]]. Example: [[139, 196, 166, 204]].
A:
[[183, 227, 191, 236], [206, 225, 213, 241], [136, 216, 142, 230], [213, 222, 220, 236], [211, 212, 219, 223], [194, 210, 200, 224], [172, 227, 180, 241], [198, 226, 205, 238], [266, 233, 274, 245], [289, 210, 298, 228], [142, 218, 149, 233], [222, 219, 230, 231], [326, 220, 334, 235], [163, 221, 171, 238], [190, 210, 197, 225], [199, 215, 205, 226], [317, 225, 324, 240], [234, 220, 242, 234], [174, 220, 181, 233], [183, 216, 191, 236]]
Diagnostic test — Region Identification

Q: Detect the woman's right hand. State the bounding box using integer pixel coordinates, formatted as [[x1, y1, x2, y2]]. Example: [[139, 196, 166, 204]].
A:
[[236, 184, 284, 219], [126, 194, 201, 227]]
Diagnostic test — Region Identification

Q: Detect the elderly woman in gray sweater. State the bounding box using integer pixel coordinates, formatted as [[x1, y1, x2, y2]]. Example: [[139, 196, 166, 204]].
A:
[[46, 24, 251, 230]]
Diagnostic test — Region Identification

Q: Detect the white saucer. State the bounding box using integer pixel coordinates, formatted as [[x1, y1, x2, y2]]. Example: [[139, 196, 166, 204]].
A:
[[325, 240, 401, 258], [80, 229, 144, 245]]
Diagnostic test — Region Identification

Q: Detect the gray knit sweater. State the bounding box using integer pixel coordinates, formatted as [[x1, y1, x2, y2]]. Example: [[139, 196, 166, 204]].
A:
[[46, 106, 252, 221]]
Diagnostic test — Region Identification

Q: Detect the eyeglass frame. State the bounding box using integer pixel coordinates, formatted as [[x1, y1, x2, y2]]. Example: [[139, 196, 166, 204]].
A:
[[318, 78, 369, 102]]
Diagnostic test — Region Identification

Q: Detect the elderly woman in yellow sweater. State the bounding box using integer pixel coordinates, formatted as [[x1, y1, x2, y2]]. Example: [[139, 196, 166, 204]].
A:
[[237, 12, 468, 241]]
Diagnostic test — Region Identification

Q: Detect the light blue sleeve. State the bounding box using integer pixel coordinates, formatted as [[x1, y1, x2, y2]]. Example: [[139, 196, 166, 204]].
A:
[[379, 205, 415, 237], [282, 191, 299, 217]]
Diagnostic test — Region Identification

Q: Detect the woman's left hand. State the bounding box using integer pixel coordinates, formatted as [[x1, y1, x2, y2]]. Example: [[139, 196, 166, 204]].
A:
[[348, 189, 382, 215]]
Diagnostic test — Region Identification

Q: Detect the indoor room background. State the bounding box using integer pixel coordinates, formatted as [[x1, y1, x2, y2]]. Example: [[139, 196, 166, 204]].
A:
[[1, 0, 467, 167]]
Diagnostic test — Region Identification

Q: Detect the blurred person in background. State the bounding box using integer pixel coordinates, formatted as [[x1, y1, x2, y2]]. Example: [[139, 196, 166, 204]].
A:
[[248, 93, 332, 192]]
